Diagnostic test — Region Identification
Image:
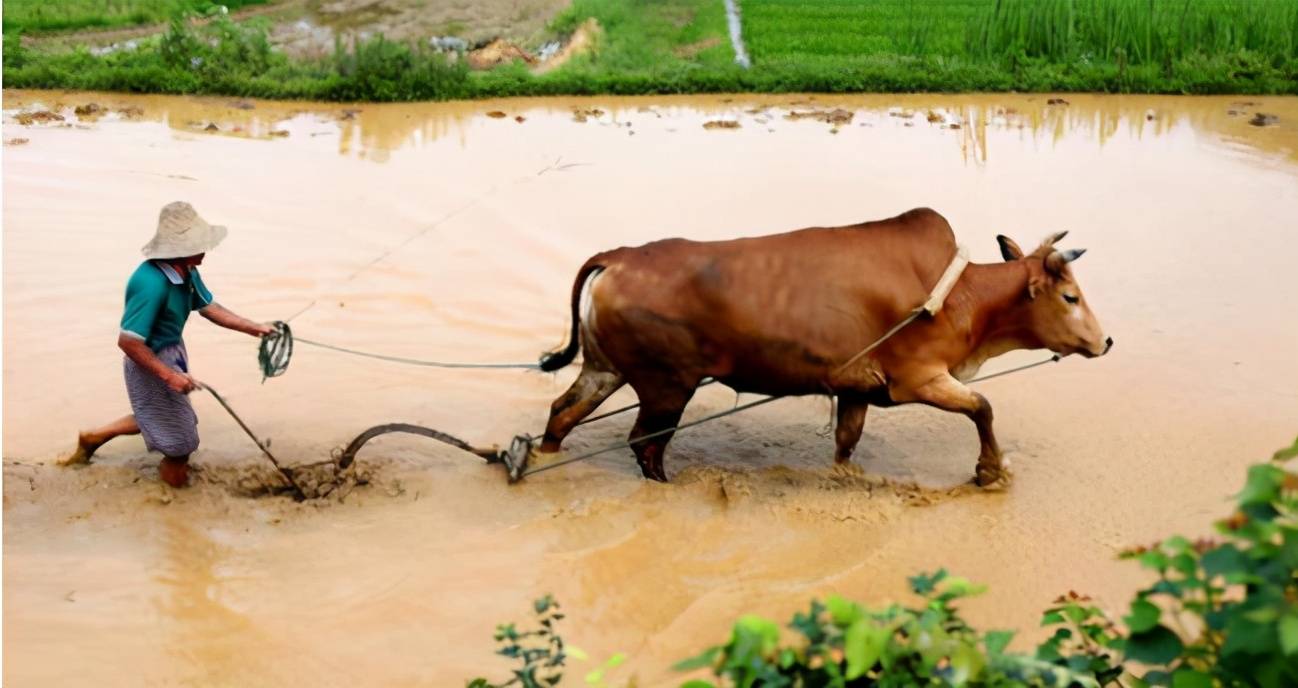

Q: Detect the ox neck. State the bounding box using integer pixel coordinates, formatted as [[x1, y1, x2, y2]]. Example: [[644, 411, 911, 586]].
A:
[[946, 261, 1039, 357]]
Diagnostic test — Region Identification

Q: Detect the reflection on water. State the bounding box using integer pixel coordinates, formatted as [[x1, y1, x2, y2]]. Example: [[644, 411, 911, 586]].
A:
[[153, 518, 258, 685], [5, 90, 1295, 167]]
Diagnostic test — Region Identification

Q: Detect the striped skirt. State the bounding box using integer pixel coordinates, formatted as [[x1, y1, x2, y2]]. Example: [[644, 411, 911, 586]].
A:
[[124, 341, 199, 457]]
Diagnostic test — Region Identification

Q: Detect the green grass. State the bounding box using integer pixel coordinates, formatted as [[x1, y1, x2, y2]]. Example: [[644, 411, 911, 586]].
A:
[[742, 0, 1298, 65], [3, 0, 269, 34], [3, 0, 1297, 100]]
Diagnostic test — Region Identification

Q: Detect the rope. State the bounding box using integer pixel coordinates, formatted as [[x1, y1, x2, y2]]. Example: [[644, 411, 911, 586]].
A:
[[517, 353, 1062, 479], [522, 395, 783, 478], [198, 383, 307, 501], [833, 308, 923, 375], [258, 321, 539, 380]]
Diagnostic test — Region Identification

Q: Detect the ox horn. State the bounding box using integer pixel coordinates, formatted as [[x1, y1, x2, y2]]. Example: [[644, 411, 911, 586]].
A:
[[1044, 248, 1086, 275]]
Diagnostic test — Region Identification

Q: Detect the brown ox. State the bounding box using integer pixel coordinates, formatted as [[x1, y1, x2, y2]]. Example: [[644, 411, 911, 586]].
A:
[[536, 208, 1111, 486]]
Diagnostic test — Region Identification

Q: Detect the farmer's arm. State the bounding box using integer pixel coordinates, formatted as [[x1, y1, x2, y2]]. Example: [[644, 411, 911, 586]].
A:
[[118, 333, 199, 393], [199, 303, 274, 337]]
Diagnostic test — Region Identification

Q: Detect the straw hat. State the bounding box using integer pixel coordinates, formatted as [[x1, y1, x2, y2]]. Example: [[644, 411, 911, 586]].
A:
[[140, 201, 228, 259]]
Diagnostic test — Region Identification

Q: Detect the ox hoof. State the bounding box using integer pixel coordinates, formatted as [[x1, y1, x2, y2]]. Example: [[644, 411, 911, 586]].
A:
[[831, 460, 866, 479], [636, 462, 669, 482], [974, 463, 1013, 490]]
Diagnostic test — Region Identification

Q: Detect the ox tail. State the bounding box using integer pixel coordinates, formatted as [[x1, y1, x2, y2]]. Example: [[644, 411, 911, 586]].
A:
[[538, 256, 609, 372]]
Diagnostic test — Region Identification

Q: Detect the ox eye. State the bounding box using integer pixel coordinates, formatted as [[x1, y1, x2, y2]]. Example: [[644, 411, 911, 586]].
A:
[[1062, 294, 1080, 305]]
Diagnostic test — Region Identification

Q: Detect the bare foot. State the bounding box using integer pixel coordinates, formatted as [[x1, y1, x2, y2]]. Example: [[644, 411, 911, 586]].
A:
[[158, 458, 189, 488], [57, 433, 102, 466]]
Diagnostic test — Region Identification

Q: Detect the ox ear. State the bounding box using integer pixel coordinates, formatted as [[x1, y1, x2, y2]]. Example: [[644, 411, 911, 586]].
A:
[[1044, 230, 1069, 247], [996, 234, 1024, 261]]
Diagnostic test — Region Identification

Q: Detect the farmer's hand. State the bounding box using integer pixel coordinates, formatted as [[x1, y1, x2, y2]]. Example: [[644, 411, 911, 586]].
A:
[[253, 322, 277, 337], [166, 372, 202, 395]]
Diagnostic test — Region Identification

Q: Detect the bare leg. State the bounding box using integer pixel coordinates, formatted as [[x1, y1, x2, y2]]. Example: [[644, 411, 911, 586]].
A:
[[834, 395, 870, 464], [893, 372, 1006, 487], [58, 414, 139, 466], [540, 362, 625, 453]]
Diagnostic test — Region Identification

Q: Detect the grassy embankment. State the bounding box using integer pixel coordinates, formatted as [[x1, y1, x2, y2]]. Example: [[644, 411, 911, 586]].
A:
[[3, 0, 1296, 100], [2, 0, 268, 33]]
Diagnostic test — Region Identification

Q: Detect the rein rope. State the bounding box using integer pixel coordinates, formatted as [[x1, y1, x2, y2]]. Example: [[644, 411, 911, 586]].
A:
[[258, 321, 539, 380]]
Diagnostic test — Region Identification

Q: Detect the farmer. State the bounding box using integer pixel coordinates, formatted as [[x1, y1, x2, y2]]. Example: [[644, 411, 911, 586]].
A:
[[59, 201, 273, 487]]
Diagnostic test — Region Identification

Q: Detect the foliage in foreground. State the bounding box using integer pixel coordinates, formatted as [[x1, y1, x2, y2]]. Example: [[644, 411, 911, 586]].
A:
[[470, 435, 1298, 687]]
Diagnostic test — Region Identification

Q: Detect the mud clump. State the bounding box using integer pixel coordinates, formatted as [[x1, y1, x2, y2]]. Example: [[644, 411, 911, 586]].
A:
[[785, 108, 853, 125], [117, 106, 145, 119], [229, 100, 256, 110], [571, 107, 604, 123], [1047, 97, 1070, 106], [703, 120, 741, 130], [1249, 113, 1279, 127], [926, 110, 944, 123], [485, 110, 508, 119], [15, 111, 65, 126], [269, 129, 290, 138], [74, 103, 104, 119], [5, 138, 30, 146]]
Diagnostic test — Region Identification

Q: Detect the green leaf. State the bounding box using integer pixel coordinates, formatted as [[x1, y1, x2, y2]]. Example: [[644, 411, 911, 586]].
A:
[[844, 619, 887, 680], [1271, 435, 1298, 461], [732, 614, 781, 660], [985, 630, 1015, 656], [1041, 611, 1066, 626], [825, 595, 862, 626], [1239, 464, 1285, 505], [949, 642, 986, 684], [940, 576, 988, 599], [1278, 611, 1298, 655], [909, 569, 947, 595], [1201, 545, 1248, 579], [1124, 625, 1184, 666], [1170, 668, 1212, 688], [1139, 550, 1170, 571], [1125, 599, 1162, 633], [679, 682, 716, 688], [567, 646, 589, 662]]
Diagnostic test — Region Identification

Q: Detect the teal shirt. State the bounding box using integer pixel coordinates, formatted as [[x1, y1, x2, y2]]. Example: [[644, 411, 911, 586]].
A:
[[120, 261, 214, 352]]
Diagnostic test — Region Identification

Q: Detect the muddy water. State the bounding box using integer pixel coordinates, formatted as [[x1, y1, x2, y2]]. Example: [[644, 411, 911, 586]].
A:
[[4, 89, 1297, 686]]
